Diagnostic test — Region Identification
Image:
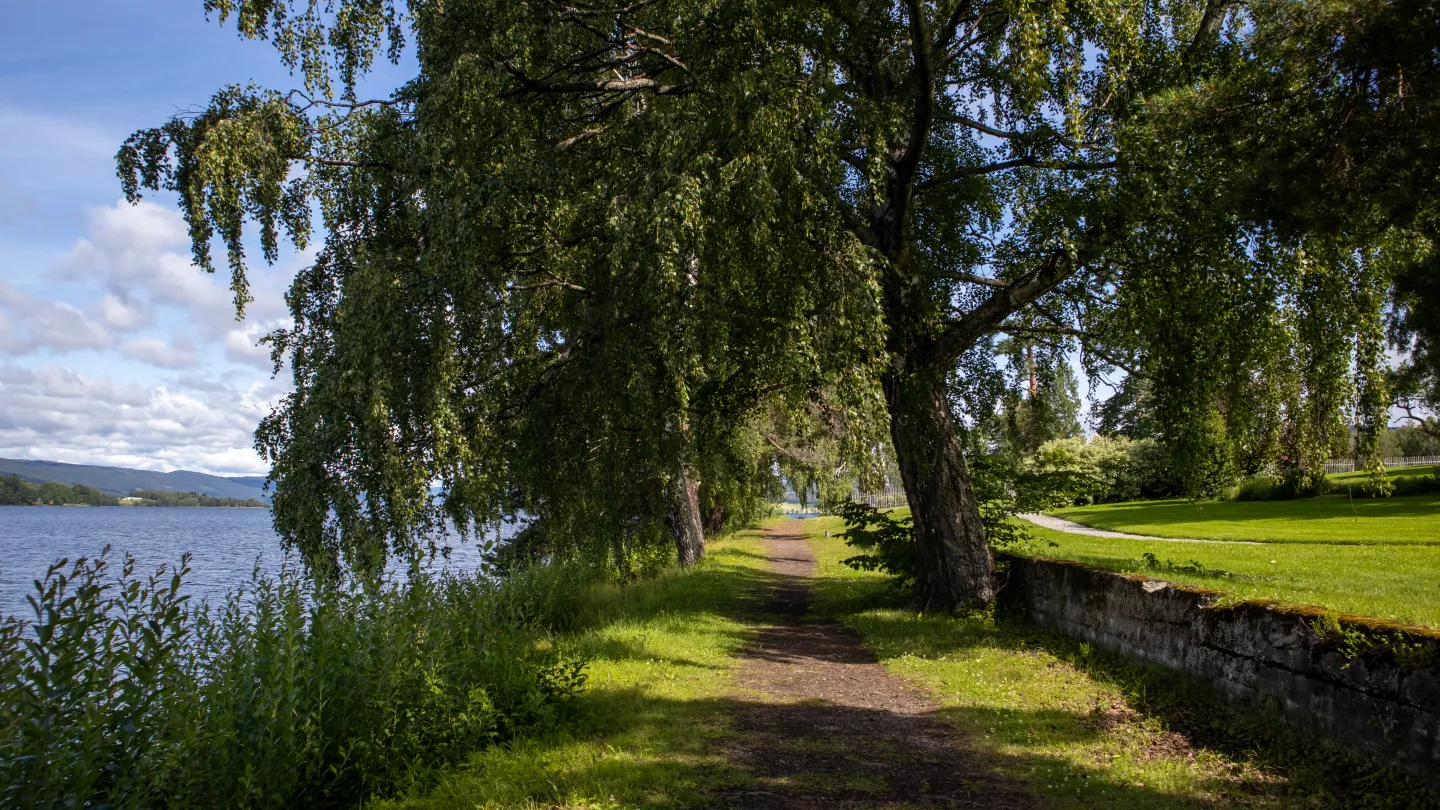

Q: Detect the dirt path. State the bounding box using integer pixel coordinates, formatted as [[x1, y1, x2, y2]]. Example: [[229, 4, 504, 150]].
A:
[[719, 520, 1027, 809], [1020, 512, 1262, 545]]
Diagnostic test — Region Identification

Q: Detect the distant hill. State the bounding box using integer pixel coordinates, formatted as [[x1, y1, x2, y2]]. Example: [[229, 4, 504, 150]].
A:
[[0, 458, 269, 502]]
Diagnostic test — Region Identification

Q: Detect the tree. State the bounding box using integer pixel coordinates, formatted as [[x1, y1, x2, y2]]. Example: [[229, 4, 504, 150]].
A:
[[0, 475, 39, 506], [1133, 0, 1440, 484], [123, 0, 1414, 609]]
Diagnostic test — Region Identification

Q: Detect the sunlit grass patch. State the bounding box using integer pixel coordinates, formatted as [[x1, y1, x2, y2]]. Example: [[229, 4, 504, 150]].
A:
[[799, 516, 1439, 809], [1051, 494, 1440, 545], [384, 532, 774, 809], [1020, 523, 1440, 628]]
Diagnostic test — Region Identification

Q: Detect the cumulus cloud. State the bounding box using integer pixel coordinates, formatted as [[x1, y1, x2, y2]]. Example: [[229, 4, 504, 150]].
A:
[[99, 292, 151, 331], [0, 198, 301, 472], [225, 322, 281, 369], [121, 336, 198, 369], [0, 363, 283, 475], [0, 282, 111, 355], [53, 200, 295, 337]]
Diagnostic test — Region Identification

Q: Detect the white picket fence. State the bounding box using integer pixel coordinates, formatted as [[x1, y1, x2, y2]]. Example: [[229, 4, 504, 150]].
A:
[[857, 486, 908, 509], [1322, 456, 1440, 474]]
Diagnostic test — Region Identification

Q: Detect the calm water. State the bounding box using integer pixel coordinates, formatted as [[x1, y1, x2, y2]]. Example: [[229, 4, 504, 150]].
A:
[[0, 506, 502, 620]]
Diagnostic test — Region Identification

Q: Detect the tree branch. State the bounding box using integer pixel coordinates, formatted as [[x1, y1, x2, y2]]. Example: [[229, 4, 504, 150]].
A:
[[917, 156, 1116, 191], [938, 113, 1020, 139], [1395, 398, 1440, 438], [929, 227, 1110, 367], [894, 0, 936, 187], [942, 271, 1007, 288]]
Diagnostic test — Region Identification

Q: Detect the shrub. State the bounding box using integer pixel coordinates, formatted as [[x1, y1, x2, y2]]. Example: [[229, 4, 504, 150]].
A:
[[1025, 436, 1181, 506], [1391, 474, 1440, 497], [1234, 467, 1332, 501], [0, 548, 589, 809]]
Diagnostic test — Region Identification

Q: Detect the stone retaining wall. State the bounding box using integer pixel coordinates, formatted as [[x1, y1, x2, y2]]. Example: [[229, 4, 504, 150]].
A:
[[1000, 555, 1440, 780]]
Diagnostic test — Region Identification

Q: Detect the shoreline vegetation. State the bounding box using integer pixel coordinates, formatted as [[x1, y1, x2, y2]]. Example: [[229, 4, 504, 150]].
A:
[[0, 474, 267, 508]]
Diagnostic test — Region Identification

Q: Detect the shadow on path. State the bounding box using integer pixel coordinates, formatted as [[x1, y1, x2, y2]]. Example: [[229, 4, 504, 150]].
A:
[[717, 521, 1031, 809]]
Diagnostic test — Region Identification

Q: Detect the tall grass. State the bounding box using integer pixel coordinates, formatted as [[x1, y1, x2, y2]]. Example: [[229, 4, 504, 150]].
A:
[[0, 547, 591, 809]]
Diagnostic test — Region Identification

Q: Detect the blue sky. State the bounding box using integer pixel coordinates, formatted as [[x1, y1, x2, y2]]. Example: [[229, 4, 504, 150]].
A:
[[0, 1, 407, 475]]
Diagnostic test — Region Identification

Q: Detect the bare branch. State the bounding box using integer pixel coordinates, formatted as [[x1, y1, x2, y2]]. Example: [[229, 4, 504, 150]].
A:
[[938, 113, 1020, 139], [934, 0, 977, 53], [1395, 398, 1440, 438], [996, 324, 1088, 337], [917, 156, 1116, 191], [941, 270, 1007, 288]]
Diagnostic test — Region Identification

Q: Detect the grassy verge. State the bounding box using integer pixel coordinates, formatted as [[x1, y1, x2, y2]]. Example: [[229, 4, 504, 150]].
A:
[[799, 516, 1439, 809], [1020, 523, 1440, 628], [1329, 463, 1440, 486], [382, 531, 777, 809], [1051, 494, 1440, 544]]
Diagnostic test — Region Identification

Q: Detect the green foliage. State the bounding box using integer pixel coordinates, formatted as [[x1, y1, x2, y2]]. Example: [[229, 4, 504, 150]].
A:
[[1240, 466, 1440, 500], [18, 481, 121, 506], [126, 490, 267, 508], [839, 469, 1034, 590], [1137, 552, 1254, 581], [1375, 426, 1440, 458], [837, 501, 917, 592], [1024, 436, 1180, 506], [0, 475, 39, 505], [1309, 611, 1437, 670], [992, 346, 1083, 457], [0, 548, 590, 809], [118, 0, 1437, 611], [1234, 468, 1333, 501], [1388, 474, 1440, 498]]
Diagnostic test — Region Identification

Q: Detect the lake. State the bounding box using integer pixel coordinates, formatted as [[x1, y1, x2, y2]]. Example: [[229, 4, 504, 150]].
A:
[[0, 506, 503, 620]]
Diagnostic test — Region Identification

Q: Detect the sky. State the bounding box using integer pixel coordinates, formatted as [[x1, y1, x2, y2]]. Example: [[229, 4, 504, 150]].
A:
[[0, 1, 409, 476]]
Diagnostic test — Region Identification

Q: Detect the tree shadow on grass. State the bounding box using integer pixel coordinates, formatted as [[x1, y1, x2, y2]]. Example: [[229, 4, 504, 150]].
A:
[[820, 581, 1440, 810], [407, 685, 1243, 809]]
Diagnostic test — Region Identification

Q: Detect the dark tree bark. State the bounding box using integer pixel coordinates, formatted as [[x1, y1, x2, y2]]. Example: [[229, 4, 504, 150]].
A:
[[667, 464, 705, 567], [884, 368, 996, 612], [705, 502, 727, 535]]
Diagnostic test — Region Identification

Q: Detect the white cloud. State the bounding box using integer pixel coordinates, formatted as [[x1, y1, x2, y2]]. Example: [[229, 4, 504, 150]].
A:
[[54, 200, 293, 339], [99, 292, 151, 331], [0, 282, 111, 355], [225, 323, 278, 368], [0, 198, 300, 473], [121, 336, 198, 369], [0, 364, 282, 475]]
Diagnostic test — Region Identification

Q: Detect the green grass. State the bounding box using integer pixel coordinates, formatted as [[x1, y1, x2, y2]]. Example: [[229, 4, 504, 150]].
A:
[[382, 519, 1437, 808], [382, 531, 778, 809], [1329, 463, 1439, 486], [799, 517, 1439, 809], [1051, 493, 1440, 544], [1019, 524, 1440, 628]]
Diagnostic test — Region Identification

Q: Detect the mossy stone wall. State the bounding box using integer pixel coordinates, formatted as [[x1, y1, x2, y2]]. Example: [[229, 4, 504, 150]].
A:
[[1001, 555, 1440, 780]]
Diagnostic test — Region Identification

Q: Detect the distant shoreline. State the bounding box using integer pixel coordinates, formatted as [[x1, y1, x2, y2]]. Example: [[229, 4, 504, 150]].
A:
[[5, 504, 269, 509]]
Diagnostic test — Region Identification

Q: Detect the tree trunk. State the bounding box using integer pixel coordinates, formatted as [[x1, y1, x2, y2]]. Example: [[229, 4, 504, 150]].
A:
[[667, 464, 705, 567], [884, 370, 996, 612], [705, 502, 727, 535]]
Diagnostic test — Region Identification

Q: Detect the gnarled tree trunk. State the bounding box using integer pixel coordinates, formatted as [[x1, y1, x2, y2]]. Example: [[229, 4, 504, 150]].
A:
[[667, 464, 705, 567], [884, 369, 995, 612]]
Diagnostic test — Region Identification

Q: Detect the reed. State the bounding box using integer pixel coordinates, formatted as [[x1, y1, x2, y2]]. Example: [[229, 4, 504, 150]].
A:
[[0, 547, 590, 809]]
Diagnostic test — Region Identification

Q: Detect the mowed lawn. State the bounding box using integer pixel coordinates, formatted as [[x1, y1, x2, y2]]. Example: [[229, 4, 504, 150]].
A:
[[1051, 493, 1440, 544], [1328, 462, 1439, 488], [1030, 483, 1440, 627], [1020, 524, 1440, 629]]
